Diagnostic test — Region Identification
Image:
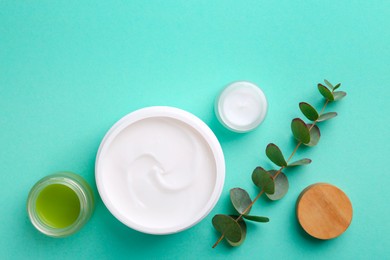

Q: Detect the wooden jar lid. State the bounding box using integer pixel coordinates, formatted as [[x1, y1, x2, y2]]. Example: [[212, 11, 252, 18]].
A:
[[296, 183, 353, 240]]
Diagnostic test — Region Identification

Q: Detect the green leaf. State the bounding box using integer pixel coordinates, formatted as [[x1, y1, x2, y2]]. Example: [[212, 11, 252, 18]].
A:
[[230, 188, 252, 215], [266, 143, 287, 167], [333, 83, 341, 90], [252, 167, 275, 194], [324, 79, 334, 89], [291, 118, 310, 144], [333, 91, 347, 101], [318, 84, 334, 101], [288, 158, 312, 167], [317, 112, 337, 122], [212, 214, 242, 243], [299, 102, 319, 121], [226, 215, 247, 247], [266, 170, 289, 200], [243, 215, 269, 223], [305, 124, 321, 146]]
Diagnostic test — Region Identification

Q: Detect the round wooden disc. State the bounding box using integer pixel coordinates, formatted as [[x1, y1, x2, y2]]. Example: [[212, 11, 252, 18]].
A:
[[296, 183, 353, 240]]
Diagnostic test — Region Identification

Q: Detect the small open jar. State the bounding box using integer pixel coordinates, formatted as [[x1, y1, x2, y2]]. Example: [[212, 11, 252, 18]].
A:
[[215, 81, 268, 132], [27, 172, 94, 237]]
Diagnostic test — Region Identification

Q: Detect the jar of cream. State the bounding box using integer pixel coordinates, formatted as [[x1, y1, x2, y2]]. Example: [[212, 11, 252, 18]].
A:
[[27, 172, 94, 237], [96, 106, 225, 234], [215, 81, 268, 132]]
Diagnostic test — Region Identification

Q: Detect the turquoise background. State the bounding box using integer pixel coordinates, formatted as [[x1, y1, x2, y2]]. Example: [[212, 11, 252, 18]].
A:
[[1, 1, 389, 259]]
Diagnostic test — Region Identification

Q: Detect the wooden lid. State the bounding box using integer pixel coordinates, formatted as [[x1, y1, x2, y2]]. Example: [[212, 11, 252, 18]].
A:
[[296, 183, 353, 240]]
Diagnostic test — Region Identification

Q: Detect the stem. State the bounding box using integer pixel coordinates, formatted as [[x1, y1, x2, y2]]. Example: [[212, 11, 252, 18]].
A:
[[213, 96, 333, 248], [212, 234, 225, 248], [286, 142, 301, 163], [320, 100, 329, 114], [236, 190, 265, 221], [309, 99, 329, 132]]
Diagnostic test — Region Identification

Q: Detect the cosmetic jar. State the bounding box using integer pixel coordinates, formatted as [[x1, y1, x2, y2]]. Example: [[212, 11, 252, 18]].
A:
[[96, 106, 225, 234], [27, 172, 94, 237], [215, 81, 268, 132]]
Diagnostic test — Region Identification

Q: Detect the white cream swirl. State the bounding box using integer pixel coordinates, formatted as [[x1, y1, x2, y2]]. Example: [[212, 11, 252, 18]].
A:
[[100, 117, 217, 230]]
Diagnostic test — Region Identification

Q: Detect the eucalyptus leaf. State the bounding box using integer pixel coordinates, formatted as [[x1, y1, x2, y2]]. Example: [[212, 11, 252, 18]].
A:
[[318, 84, 334, 101], [266, 143, 287, 167], [288, 158, 312, 167], [251, 167, 275, 194], [266, 170, 289, 200], [230, 188, 252, 215], [212, 214, 242, 243], [324, 79, 334, 89], [299, 102, 319, 121], [243, 215, 269, 223], [291, 118, 310, 144], [305, 124, 321, 146], [333, 91, 347, 101], [226, 215, 247, 247], [333, 83, 341, 90], [317, 112, 337, 122]]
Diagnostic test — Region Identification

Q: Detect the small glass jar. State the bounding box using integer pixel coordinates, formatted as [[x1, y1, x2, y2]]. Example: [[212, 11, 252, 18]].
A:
[[215, 81, 268, 133], [27, 172, 94, 238]]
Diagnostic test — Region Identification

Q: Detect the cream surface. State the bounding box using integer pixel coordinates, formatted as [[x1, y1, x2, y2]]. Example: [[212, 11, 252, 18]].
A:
[[99, 117, 217, 232], [222, 86, 263, 127]]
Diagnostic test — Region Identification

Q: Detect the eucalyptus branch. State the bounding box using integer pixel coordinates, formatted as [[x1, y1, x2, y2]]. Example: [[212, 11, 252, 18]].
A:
[[212, 80, 346, 248]]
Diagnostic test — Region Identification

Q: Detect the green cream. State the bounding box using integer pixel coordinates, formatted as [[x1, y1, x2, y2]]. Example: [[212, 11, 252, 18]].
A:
[[36, 184, 81, 229]]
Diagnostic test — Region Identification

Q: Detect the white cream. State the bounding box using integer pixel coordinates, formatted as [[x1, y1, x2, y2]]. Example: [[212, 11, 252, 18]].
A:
[[96, 107, 225, 234], [215, 81, 267, 132]]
